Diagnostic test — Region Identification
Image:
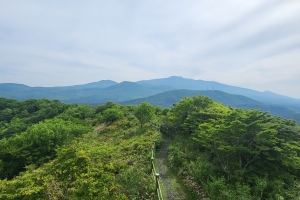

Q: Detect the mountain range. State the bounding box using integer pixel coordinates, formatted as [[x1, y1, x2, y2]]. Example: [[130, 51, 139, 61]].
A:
[[1, 76, 300, 124]]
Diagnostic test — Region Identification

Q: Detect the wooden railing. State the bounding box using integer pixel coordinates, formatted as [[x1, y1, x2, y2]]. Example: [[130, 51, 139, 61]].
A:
[[127, 112, 165, 199], [150, 140, 164, 200]]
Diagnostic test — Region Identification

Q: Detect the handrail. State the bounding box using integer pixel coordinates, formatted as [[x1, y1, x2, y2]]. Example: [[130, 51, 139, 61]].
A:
[[151, 140, 164, 200], [128, 111, 164, 199]]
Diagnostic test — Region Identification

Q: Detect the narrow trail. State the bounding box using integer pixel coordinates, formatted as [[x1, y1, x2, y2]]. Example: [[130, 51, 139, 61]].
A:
[[157, 134, 186, 200]]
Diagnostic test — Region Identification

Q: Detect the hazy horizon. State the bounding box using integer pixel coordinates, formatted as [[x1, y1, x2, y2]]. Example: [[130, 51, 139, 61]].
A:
[[2, 75, 300, 100]]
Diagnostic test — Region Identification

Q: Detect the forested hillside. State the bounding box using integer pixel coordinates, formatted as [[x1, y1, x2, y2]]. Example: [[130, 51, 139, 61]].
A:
[[2, 77, 300, 124], [162, 96, 300, 199], [121, 90, 300, 125], [137, 76, 300, 107], [0, 97, 299, 199], [2, 76, 300, 108], [0, 98, 160, 199]]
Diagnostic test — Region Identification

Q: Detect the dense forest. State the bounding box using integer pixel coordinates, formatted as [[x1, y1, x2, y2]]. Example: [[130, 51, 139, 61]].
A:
[[0, 96, 299, 199], [164, 96, 300, 199]]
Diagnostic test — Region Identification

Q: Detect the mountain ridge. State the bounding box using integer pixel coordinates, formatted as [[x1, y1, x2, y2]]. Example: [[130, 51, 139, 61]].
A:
[[1, 76, 299, 106], [1, 77, 299, 123], [137, 76, 300, 105], [120, 89, 300, 124]]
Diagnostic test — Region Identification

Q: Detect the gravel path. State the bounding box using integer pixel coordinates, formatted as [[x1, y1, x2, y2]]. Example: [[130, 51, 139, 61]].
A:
[[157, 135, 186, 200]]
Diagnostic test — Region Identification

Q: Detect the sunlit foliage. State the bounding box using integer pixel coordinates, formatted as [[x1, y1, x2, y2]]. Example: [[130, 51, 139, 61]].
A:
[[166, 96, 300, 199]]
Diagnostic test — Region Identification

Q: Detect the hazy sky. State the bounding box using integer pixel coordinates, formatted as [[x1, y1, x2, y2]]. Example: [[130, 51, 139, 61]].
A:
[[1, 0, 300, 98]]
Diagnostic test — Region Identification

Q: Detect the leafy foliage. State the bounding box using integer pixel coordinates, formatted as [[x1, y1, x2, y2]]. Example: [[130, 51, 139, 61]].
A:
[[0, 98, 160, 199], [134, 102, 155, 128], [1, 96, 300, 199], [0, 98, 70, 139], [0, 118, 92, 179], [165, 96, 300, 199], [121, 90, 300, 125]]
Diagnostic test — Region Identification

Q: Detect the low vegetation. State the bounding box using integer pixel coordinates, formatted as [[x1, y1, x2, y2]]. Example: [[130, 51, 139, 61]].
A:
[[0, 99, 159, 199], [0, 96, 299, 199]]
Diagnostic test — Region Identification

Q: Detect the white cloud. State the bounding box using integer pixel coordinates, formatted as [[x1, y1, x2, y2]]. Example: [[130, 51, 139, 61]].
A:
[[0, 0, 300, 98]]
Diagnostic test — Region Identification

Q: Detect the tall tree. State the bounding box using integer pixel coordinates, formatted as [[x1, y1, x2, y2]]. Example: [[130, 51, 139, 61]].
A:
[[134, 102, 154, 128]]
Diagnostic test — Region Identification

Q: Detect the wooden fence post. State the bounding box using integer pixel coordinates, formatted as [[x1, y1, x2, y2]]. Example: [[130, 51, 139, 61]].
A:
[[155, 173, 160, 190], [151, 157, 154, 172]]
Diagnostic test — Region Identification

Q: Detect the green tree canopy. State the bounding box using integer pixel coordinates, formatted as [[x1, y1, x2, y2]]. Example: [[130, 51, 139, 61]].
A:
[[166, 96, 300, 199], [134, 102, 155, 128], [101, 106, 124, 124]]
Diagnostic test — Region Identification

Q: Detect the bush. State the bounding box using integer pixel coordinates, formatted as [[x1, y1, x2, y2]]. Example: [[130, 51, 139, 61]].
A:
[[101, 107, 123, 124]]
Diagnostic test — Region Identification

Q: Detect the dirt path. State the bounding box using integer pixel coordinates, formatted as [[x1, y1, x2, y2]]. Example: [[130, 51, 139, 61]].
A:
[[157, 134, 186, 200]]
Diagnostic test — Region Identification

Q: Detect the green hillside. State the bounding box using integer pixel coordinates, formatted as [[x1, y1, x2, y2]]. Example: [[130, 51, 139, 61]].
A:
[[163, 96, 300, 199], [121, 89, 300, 124], [137, 76, 300, 107], [1, 77, 300, 125], [0, 97, 300, 199], [2, 76, 300, 108], [121, 89, 264, 107], [0, 98, 160, 199], [1, 96, 299, 199]]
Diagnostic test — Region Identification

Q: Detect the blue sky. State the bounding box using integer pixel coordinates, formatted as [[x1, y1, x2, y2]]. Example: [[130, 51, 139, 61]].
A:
[[1, 0, 300, 98]]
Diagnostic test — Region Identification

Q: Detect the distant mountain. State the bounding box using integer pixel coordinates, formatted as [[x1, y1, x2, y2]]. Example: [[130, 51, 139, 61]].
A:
[[1, 76, 300, 114], [67, 81, 160, 103], [0, 81, 170, 104], [65, 80, 117, 89], [120, 89, 263, 108], [292, 113, 300, 123], [104, 81, 151, 96], [138, 76, 300, 108], [120, 89, 300, 124], [0, 83, 30, 92]]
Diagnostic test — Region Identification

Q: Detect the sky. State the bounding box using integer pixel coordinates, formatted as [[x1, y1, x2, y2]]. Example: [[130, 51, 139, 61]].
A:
[[0, 0, 300, 98]]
